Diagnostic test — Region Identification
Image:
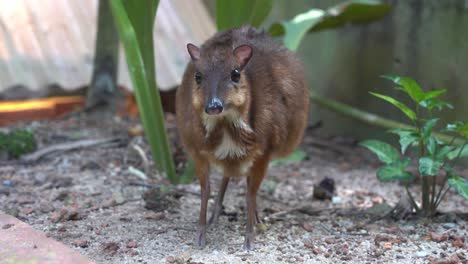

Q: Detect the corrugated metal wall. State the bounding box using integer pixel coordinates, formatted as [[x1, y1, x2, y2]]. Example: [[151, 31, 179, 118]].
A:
[[0, 0, 215, 93]]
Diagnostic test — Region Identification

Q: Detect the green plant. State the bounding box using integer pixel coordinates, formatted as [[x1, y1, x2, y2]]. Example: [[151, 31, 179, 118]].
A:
[[361, 76, 467, 216], [0, 129, 37, 159], [269, 0, 390, 51], [110, 0, 177, 183]]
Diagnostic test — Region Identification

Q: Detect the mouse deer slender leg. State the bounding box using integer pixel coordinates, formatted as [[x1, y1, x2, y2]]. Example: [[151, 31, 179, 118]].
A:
[[194, 158, 210, 248], [244, 155, 269, 250], [209, 175, 230, 226]]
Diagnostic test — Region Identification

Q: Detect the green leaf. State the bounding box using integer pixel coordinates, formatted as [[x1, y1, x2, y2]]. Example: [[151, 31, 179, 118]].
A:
[[360, 140, 400, 164], [446, 122, 468, 138], [436, 145, 455, 160], [423, 89, 446, 100], [447, 144, 468, 160], [269, 0, 390, 51], [381, 75, 425, 103], [448, 176, 468, 199], [376, 158, 414, 182], [389, 129, 419, 154], [426, 137, 437, 156], [111, 0, 177, 183], [369, 92, 417, 121], [270, 149, 308, 167], [419, 156, 443, 176], [419, 98, 454, 111], [422, 118, 439, 140], [216, 0, 273, 30]]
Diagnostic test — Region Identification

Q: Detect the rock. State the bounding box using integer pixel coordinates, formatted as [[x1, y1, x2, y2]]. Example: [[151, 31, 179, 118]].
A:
[[365, 203, 392, 217], [432, 255, 460, 264], [383, 242, 392, 250], [54, 191, 69, 201], [0, 187, 10, 196], [312, 247, 323, 255], [50, 209, 68, 223], [452, 237, 465, 248], [331, 196, 342, 204], [416, 251, 429, 258], [324, 237, 335, 244], [166, 256, 176, 263], [313, 177, 335, 200], [175, 251, 192, 263], [301, 222, 313, 232], [441, 223, 457, 229], [2, 180, 14, 187], [126, 249, 139, 256], [429, 232, 449, 243], [73, 239, 89, 248], [2, 223, 14, 229], [102, 242, 120, 256], [49, 207, 83, 223], [144, 212, 165, 220], [127, 241, 138, 248]]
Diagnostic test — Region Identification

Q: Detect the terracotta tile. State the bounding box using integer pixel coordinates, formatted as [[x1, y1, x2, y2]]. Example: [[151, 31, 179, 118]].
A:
[[0, 212, 94, 264]]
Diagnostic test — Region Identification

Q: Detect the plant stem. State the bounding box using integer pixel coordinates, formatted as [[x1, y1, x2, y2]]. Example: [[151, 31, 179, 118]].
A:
[[405, 185, 419, 212], [434, 186, 451, 209], [308, 92, 464, 145]]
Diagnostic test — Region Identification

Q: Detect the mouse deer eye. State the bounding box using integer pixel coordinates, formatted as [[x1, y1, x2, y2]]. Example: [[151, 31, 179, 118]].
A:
[[194, 72, 202, 84], [231, 69, 241, 83]]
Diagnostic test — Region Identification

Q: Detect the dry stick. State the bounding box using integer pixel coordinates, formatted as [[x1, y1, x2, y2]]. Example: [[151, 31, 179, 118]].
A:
[[21, 137, 124, 162], [309, 92, 464, 145]]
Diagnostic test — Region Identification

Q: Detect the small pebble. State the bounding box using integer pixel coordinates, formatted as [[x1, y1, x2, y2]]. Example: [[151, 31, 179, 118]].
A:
[[2, 223, 14, 229], [127, 241, 138, 248], [416, 251, 429, 258]]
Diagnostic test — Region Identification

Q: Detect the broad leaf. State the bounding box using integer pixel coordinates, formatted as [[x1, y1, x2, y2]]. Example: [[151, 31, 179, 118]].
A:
[[423, 89, 446, 100], [216, 0, 273, 30], [436, 145, 455, 160], [270, 149, 308, 166], [422, 118, 439, 140], [360, 140, 400, 164], [370, 92, 417, 121], [447, 144, 468, 160], [419, 156, 443, 176], [448, 176, 468, 199], [376, 158, 414, 182], [419, 98, 454, 111], [269, 0, 390, 51], [389, 128, 419, 154], [381, 75, 425, 103]]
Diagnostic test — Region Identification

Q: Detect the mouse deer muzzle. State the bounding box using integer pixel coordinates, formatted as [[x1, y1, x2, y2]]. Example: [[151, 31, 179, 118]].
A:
[[205, 96, 224, 115]]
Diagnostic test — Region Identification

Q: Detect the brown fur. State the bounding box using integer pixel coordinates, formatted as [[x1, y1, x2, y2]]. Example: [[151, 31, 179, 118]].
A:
[[175, 26, 309, 249]]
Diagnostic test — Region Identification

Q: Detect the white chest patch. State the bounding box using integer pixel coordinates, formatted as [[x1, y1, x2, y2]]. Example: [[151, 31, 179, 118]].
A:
[[214, 131, 246, 160]]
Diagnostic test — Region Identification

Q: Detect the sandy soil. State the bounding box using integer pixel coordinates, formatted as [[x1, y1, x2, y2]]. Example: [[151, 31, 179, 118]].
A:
[[0, 115, 466, 264]]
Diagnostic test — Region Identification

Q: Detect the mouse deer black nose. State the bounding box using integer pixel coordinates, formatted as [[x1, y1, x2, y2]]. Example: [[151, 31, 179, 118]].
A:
[[205, 97, 224, 115]]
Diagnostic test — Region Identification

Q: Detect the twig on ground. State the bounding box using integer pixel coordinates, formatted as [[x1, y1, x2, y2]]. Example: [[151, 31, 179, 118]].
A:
[[130, 144, 150, 175], [20, 137, 125, 162]]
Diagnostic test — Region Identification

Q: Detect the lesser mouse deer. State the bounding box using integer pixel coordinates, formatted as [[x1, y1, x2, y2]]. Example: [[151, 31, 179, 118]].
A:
[[176, 26, 309, 250]]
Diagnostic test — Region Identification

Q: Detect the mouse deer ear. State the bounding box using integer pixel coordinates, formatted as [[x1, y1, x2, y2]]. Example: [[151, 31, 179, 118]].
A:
[[187, 43, 200, 61], [233, 45, 252, 70]]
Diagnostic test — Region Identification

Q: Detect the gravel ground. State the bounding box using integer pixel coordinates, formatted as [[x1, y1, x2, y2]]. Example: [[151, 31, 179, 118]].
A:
[[0, 115, 466, 264]]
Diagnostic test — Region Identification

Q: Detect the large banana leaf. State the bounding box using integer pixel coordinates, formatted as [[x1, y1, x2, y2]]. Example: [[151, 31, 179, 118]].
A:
[[269, 0, 391, 51], [110, 0, 177, 183], [216, 0, 273, 30]]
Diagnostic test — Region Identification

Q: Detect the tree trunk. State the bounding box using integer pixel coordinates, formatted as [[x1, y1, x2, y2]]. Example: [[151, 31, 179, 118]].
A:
[[86, 0, 120, 112]]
